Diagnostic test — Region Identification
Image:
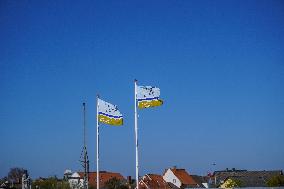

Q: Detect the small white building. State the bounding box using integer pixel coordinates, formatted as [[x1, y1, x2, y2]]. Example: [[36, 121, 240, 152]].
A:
[[68, 172, 84, 189], [64, 169, 73, 180]]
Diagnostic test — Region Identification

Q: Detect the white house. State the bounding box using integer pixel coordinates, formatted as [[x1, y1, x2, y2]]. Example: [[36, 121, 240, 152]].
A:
[[163, 167, 198, 189]]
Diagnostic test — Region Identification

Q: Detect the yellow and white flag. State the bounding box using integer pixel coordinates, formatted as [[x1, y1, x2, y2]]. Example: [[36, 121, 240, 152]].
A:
[[98, 98, 123, 126], [137, 86, 163, 109]]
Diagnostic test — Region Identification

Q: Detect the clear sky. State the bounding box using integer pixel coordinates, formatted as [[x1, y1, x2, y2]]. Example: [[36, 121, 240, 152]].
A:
[[1, 0, 284, 179]]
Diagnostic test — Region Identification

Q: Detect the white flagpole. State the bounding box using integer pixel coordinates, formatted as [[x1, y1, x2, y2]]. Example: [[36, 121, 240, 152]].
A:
[[96, 95, 100, 189], [134, 79, 139, 189]]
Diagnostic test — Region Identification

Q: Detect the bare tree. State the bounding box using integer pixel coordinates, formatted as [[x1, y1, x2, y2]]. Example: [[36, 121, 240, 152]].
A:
[[8, 167, 27, 184]]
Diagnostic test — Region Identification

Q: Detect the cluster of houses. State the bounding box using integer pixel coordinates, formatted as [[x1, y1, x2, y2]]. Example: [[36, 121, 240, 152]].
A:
[[64, 167, 283, 189]]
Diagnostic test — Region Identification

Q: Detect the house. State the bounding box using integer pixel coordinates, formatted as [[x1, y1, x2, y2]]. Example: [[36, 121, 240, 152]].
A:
[[68, 171, 125, 189], [214, 168, 283, 188], [138, 174, 171, 189], [163, 167, 199, 188]]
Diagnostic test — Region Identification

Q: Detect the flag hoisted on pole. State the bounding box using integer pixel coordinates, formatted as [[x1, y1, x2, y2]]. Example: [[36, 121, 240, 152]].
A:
[[134, 80, 163, 189], [96, 96, 123, 189], [137, 86, 163, 109]]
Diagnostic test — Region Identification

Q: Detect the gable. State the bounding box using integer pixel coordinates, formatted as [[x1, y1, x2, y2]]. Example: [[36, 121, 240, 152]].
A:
[[163, 169, 182, 188]]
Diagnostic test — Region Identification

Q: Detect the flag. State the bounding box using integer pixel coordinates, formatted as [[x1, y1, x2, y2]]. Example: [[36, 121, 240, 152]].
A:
[[98, 98, 123, 126], [136, 85, 163, 109]]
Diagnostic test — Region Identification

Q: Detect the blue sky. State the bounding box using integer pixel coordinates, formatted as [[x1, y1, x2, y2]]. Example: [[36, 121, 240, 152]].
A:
[[1, 0, 284, 179]]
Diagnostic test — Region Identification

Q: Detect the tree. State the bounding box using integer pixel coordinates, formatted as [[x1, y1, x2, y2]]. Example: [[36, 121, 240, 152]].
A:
[[8, 167, 27, 184], [267, 175, 284, 187], [222, 178, 242, 188], [104, 178, 128, 189]]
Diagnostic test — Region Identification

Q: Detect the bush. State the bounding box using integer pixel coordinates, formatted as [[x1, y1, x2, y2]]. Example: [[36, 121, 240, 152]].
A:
[[32, 177, 70, 189], [104, 178, 128, 189]]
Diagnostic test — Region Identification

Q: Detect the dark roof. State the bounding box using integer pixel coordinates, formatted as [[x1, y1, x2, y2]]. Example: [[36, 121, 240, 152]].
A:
[[224, 175, 267, 187], [214, 170, 283, 187], [214, 169, 247, 181]]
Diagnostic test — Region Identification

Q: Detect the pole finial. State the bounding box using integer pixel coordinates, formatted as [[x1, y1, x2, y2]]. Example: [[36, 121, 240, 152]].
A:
[[134, 79, 138, 82]]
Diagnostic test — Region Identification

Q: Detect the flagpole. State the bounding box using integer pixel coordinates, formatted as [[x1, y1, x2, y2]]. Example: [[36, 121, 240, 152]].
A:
[[96, 95, 100, 189], [134, 79, 139, 189]]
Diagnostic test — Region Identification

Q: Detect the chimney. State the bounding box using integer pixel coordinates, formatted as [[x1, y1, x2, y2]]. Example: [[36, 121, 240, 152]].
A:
[[127, 176, 131, 184], [173, 166, 177, 170]]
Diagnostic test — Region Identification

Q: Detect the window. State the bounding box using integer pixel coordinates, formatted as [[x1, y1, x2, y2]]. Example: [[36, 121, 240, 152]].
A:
[[173, 179, 176, 183]]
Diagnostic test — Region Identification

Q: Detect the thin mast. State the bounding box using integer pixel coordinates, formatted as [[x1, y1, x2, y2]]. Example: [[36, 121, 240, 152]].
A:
[[82, 102, 89, 189], [79, 103, 89, 189], [96, 95, 100, 189], [83, 102, 86, 149], [134, 79, 139, 189]]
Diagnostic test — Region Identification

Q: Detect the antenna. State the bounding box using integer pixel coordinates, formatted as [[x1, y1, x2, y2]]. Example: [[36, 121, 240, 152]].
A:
[[83, 102, 86, 149], [80, 102, 89, 189]]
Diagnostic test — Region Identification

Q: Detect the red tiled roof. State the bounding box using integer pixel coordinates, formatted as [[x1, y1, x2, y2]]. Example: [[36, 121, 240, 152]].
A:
[[77, 171, 125, 188], [139, 174, 171, 189], [171, 169, 198, 186]]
